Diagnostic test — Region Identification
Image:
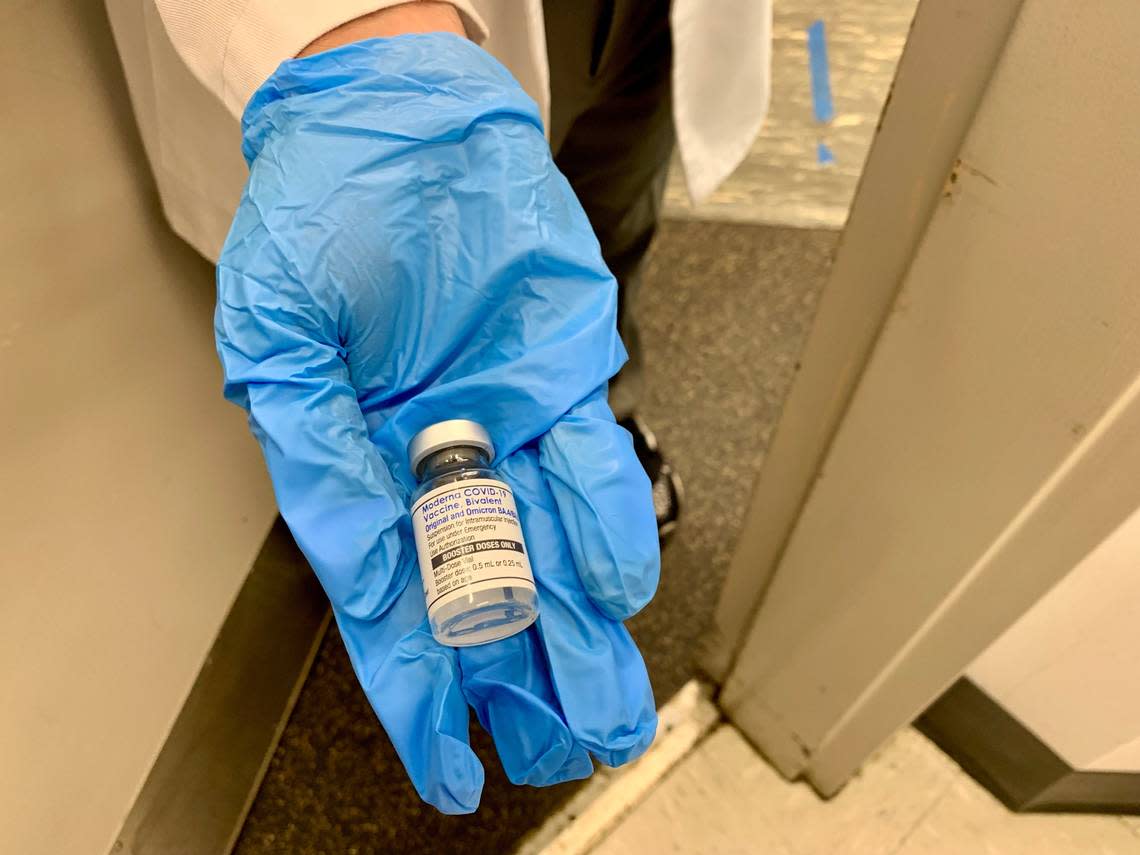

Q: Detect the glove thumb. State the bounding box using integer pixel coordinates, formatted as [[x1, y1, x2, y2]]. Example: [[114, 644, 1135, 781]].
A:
[[538, 390, 660, 620]]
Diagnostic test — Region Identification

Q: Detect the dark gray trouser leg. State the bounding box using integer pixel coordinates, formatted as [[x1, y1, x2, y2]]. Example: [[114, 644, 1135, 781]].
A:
[[544, 0, 675, 420]]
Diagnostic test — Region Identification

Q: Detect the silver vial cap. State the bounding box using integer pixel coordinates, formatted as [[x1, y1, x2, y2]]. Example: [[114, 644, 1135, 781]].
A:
[[408, 419, 495, 476]]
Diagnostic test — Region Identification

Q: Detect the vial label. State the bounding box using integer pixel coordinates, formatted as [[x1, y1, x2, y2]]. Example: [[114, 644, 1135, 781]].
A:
[[410, 478, 536, 618]]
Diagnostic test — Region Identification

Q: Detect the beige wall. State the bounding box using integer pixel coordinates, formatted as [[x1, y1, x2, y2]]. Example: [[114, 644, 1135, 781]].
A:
[[0, 2, 277, 853], [969, 505, 1140, 772]]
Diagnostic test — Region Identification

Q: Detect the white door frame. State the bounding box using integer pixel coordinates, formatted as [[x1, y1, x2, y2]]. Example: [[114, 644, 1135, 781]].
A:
[[701, 0, 1026, 682], [712, 0, 1140, 796]]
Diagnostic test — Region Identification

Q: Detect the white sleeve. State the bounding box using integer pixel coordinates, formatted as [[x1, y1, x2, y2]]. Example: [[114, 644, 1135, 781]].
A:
[[153, 0, 490, 117]]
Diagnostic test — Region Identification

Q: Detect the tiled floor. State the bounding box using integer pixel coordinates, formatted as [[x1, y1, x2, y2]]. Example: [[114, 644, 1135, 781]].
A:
[[665, 0, 918, 228], [595, 726, 1140, 855]]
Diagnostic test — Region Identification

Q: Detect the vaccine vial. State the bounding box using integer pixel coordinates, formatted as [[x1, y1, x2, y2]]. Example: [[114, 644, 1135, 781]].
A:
[[408, 419, 539, 646]]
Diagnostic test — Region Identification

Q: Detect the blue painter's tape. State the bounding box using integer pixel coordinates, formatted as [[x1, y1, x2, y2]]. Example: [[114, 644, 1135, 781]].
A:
[[807, 20, 834, 124], [817, 141, 835, 165]]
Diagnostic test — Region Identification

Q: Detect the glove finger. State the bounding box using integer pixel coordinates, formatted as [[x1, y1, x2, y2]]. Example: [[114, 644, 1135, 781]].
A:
[[500, 449, 657, 768], [216, 257, 411, 620], [338, 580, 485, 814], [459, 628, 593, 787], [539, 390, 660, 620]]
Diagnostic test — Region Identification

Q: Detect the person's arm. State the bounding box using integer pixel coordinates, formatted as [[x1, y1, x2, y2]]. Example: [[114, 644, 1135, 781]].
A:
[[298, 2, 463, 57], [152, 0, 488, 116]]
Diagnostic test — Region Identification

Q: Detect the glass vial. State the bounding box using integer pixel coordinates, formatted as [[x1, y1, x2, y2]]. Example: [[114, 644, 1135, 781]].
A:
[[408, 419, 539, 646]]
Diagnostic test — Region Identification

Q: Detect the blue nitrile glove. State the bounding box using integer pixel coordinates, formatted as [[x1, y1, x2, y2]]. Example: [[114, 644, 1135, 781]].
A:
[[215, 34, 660, 814]]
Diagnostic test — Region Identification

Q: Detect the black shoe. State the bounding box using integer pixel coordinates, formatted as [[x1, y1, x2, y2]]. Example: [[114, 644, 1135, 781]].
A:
[[619, 415, 683, 545]]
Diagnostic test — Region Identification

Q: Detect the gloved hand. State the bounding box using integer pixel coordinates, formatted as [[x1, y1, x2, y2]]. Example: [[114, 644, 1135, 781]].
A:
[[215, 34, 660, 813]]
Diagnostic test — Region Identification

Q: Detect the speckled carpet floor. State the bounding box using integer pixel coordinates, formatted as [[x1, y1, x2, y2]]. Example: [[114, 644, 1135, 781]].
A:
[[234, 220, 837, 854]]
